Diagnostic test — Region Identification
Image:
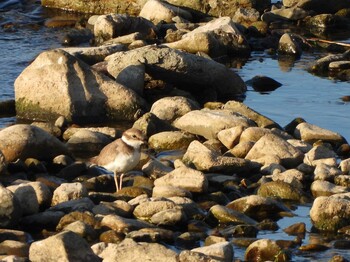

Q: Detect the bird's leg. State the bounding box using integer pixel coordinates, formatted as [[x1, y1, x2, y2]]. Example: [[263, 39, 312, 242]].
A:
[[119, 173, 125, 192], [114, 172, 119, 192]]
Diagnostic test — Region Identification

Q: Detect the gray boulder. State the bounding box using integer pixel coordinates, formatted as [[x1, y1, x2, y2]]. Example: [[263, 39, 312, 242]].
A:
[[0, 124, 69, 162], [106, 46, 247, 103], [15, 49, 147, 124]]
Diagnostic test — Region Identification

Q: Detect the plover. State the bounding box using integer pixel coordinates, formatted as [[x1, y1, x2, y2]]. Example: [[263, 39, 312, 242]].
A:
[[90, 128, 147, 192]]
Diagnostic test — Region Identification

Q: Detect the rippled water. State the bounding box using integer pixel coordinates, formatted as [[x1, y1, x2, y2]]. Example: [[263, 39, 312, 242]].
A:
[[1, 1, 350, 261]]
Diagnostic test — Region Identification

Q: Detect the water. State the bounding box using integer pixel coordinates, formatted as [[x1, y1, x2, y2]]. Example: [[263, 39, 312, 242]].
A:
[[0, 1, 350, 260]]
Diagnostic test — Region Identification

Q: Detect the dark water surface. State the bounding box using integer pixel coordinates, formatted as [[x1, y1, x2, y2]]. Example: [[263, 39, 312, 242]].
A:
[[1, 1, 350, 261]]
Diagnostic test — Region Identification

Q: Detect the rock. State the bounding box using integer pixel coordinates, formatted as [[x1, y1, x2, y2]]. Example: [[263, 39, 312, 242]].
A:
[[283, 0, 350, 14], [133, 112, 177, 137], [335, 175, 350, 188], [239, 127, 274, 143], [62, 126, 118, 141], [152, 186, 192, 198], [133, 199, 177, 220], [114, 62, 145, 96], [178, 250, 223, 262], [217, 126, 245, 149], [191, 242, 234, 262], [99, 238, 177, 262], [49, 197, 95, 213], [94, 14, 155, 43], [304, 144, 338, 166], [15, 49, 147, 123], [258, 181, 306, 202], [61, 44, 127, 65], [174, 109, 255, 140], [62, 220, 97, 241], [223, 101, 280, 129], [0, 124, 70, 162], [249, 75, 282, 92], [295, 122, 345, 145], [310, 193, 350, 231], [154, 166, 208, 193], [41, 0, 146, 15], [278, 33, 302, 57], [62, 28, 94, 46], [66, 129, 112, 158], [230, 141, 255, 158], [207, 205, 257, 225], [283, 222, 306, 235], [226, 195, 291, 221], [309, 50, 350, 74], [271, 168, 305, 190], [0, 99, 16, 117], [31, 121, 62, 138], [183, 140, 260, 174], [51, 183, 88, 206], [232, 7, 260, 26], [149, 131, 196, 152], [100, 214, 155, 233], [20, 211, 65, 232], [106, 46, 246, 103], [310, 180, 349, 197], [92, 200, 134, 217], [0, 186, 22, 228], [150, 207, 186, 226], [142, 159, 174, 180], [139, 0, 192, 24], [262, 6, 308, 23], [164, 17, 250, 57], [314, 163, 342, 181], [150, 96, 200, 123], [0, 150, 6, 175], [56, 162, 88, 181], [245, 133, 304, 168], [0, 240, 29, 257], [245, 239, 290, 262], [29, 231, 100, 262]]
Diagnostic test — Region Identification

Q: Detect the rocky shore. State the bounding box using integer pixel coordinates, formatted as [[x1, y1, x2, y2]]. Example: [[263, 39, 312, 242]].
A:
[[1, 0, 350, 261]]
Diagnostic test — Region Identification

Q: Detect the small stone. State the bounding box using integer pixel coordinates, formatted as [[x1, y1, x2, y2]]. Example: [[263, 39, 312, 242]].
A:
[[191, 241, 234, 262], [51, 182, 88, 206], [283, 222, 306, 235], [311, 180, 348, 197], [245, 239, 290, 262]]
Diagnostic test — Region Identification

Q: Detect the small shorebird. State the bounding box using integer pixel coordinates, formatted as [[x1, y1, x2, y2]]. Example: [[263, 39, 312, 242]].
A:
[[90, 128, 147, 192]]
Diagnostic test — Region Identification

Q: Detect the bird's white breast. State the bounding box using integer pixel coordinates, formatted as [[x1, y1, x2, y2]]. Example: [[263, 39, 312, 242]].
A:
[[103, 150, 141, 173]]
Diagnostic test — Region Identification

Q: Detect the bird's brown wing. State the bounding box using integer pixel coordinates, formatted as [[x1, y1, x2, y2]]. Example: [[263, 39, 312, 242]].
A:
[[90, 139, 124, 167]]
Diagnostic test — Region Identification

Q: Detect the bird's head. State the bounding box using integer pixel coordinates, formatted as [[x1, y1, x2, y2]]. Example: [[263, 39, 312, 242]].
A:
[[121, 128, 147, 148]]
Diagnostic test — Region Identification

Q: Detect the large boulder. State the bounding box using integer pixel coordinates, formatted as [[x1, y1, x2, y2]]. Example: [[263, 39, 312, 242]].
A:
[[15, 49, 147, 124], [0, 124, 70, 162], [41, 0, 147, 15], [164, 17, 250, 57], [106, 46, 247, 103]]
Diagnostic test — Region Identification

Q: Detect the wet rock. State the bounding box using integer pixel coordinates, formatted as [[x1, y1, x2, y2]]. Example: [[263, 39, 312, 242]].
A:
[[278, 33, 302, 57], [283, 222, 306, 235], [15, 49, 147, 123], [51, 182, 88, 206], [92, 200, 134, 217], [295, 122, 345, 145], [183, 140, 260, 174], [310, 193, 350, 231], [0, 186, 22, 228], [0, 240, 29, 257], [150, 96, 200, 123], [61, 44, 127, 65], [106, 46, 246, 103], [101, 214, 155, 233], [245, 239, 290, 262], [149, 131, 196, 152], [249, 75, 282, 92], [245, 133, 304, 168], [93, 14, 155, 43], [309, 50, 350, 74], [0, 124, 70, 162], [0, 99, 16, 117], [29, 231, 100, 261], [98, 238, 177, 262], [258, 181, 306, 202], [66, 129, 111, 158], [217, 126, 245, 149], [207, 205, 257, 225], [152, 186, 192, 198], [164, 17, 250, 57], [226, 195, 291, 221], [139, 0, 192, 24], [154, 166, 208, 193], [311, 180, 349, 197], [191, 241, 234, 262], [174, 109, 254, 140]]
